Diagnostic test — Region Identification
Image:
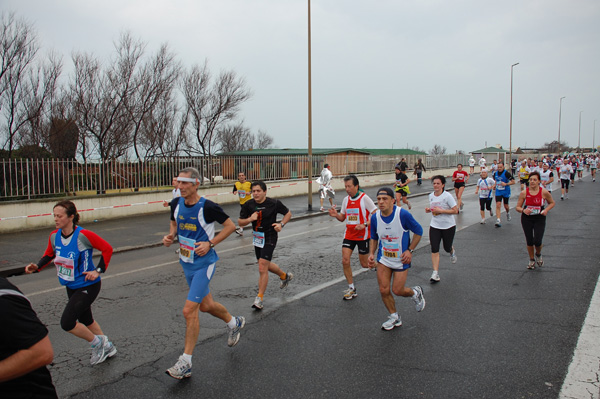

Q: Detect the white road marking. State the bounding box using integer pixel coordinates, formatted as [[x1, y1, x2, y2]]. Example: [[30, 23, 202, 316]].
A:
[[559, 271, 600, 399]]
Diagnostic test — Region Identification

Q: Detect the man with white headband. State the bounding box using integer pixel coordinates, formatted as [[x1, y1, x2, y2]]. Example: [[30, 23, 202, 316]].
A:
[[162, 167, 245, 380], [368, 187, 425, 331]]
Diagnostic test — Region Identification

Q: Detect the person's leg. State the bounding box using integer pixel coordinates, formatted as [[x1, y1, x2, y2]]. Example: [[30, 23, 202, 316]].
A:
[[479, 198, 485, 220], [429, 226, 442, 272], [395, 192, 402, 206], [199, 293, 232, 322], [357, 240, 371, 269], [182, 300, 202, 355], [402, 192, 411, 209], [503, 197, 510, 214], [454, 187, 460, 208], [376, 265, 396, 314], [391, 269, 413, 298], [341, 246, 355, 284], [61, 283, 101, 342], [495, 197, 502, 221]]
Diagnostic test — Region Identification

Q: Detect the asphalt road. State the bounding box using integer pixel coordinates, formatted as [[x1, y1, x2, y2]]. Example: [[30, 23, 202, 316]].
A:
[[5, 174, 600, 399]]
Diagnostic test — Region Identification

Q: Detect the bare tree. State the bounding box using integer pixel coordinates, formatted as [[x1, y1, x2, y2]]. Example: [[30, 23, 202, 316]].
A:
[[126, 42, 180, 161], [430, 144, 447, 157], [180, 60, 252, 156], [0, 12, 43, 157], [70, 32, 143, 161], [18, 52, 63, 149], [217, 121, 254, 153], [255, 129, 274, 149]]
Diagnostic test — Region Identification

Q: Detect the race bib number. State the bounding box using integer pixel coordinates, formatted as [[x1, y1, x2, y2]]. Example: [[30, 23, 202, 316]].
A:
[[346, 208, 360, 225], [253, 231, 265, 248], [54, 255, 75, 281], [178, 236, 196, 264], [496, 183, 505, 191], [480, 189, 489, 197], [382, 242, 400, 258], [238, 190, 247, 198], [528, 206, 541, 215]]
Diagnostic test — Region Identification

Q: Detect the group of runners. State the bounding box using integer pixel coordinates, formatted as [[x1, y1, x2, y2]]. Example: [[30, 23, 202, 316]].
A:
[[6, 154, 598, 395]]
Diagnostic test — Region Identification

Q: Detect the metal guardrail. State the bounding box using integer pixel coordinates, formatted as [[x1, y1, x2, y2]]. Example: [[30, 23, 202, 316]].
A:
[[1, 154, 466, 200]]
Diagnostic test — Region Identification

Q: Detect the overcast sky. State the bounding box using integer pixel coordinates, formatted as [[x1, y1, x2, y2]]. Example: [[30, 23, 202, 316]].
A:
[[4, 0, 600, 153]]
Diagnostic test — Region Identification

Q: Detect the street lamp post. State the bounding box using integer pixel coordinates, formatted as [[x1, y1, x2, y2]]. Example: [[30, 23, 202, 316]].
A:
[[509, 63, 519, 163], [307, 0, 313, 210], [558, 97, 565, 155], [594, 120, 597, 151], [578, 111, 583, 152]]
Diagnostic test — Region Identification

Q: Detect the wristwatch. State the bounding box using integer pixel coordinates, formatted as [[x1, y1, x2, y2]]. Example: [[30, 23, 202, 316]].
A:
[[280, 222, 285, 228], [408, 248, 414, 254], [96, 267, 103, 274], [209, 241, 215, 248]]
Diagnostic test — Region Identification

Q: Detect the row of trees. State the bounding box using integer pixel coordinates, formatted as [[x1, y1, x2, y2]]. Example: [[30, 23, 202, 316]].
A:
[[0, 12, 272, 161]]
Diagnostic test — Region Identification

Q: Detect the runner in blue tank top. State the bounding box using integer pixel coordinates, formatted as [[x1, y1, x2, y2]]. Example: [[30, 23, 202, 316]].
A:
[[493, 162, 515, 227], [162, 167, 245, 380]]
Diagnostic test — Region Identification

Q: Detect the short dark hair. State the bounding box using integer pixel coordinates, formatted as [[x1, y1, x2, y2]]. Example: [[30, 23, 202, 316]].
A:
[[431, 175, 446, 186], [54, 200, 80, 225], [343, 175, 359, 187], [251, 180, 267, 192], [529, 171, 541, 181]]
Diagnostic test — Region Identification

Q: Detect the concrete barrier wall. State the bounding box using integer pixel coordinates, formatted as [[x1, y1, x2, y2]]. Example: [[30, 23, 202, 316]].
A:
[[0, 168, 456, 233]]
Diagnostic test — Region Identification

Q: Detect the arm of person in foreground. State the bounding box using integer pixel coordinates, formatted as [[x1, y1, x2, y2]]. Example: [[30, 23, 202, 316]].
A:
[[0, 334, 54, 383]]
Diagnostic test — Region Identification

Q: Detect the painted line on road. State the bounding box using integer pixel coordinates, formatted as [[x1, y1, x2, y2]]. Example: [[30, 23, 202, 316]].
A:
[[25, 226, 333, 297], [559, 270, 600, 399]]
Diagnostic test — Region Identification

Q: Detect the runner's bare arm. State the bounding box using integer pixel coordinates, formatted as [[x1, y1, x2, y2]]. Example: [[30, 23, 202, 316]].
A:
[[163, 220, 177, 247]]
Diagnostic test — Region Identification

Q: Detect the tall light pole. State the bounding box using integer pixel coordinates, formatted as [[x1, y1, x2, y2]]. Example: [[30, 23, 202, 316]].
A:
[[578, 111, 583, 152], [558, 96, 565, 155], [594, 120, 597, 151], [307, 0, 313, 210], [509, 62, 519, 163]]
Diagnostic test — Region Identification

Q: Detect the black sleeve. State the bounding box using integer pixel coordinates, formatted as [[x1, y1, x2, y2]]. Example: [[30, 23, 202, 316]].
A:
[[169, 198, 178, 221], [0, 296, 48, 356], [232, 184, 237, 193], [202, 199, 230, 225], [240, 202, 251, 219], [36, 255, 54, 269], [549, 172, 554, 177], [276, 200, 290, 217], [506, 172, 515, 181]]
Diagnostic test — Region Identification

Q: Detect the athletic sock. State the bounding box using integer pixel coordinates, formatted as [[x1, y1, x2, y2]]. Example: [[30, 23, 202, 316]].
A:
[[391, 312, 399, 320], [182, 353, 192, 364], [226, 317, 237, 329], [91, 336, 101, 347], [349, 283, 355, 290], [280, 272, 287, 281], [257, 293, 264, 299]]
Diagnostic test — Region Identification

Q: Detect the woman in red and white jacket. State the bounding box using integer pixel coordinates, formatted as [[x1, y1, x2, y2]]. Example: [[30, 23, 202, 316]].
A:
[[25, 200, 116, 366], [515, 171, 555, 270]]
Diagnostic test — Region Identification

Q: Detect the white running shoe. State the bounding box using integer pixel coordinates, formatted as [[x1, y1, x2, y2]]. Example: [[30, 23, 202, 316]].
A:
[[480, 219, 485, 224], [90, 335, 109, 366], [227, 316, 245, 347], [430, 271, 440, 283], [495, 219, 501, 227], [235, 226, 243, 236], [451, 251, 457, 264], [507, 212, 511, 221], [252, 296, 264, 310], [527, 260, 536, 270], [104, 338, 117, 358], [413, 286, 426, 312], [166, 355, 192, 379], [381, 315, 402, 331], [535, 253, 544, 267]]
